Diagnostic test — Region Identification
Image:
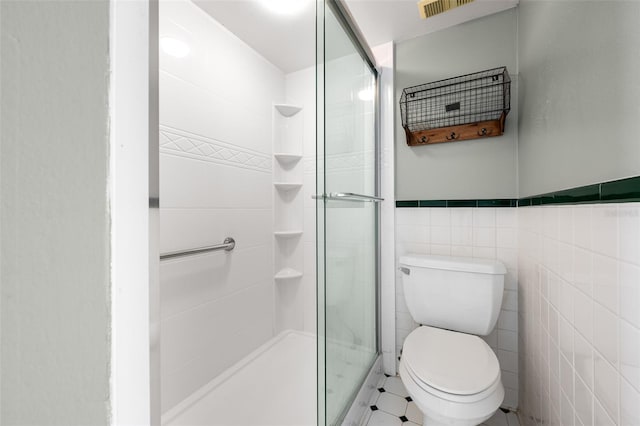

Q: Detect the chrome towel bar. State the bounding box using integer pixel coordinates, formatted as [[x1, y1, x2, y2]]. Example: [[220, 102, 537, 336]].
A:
[[313, 192, 384, 202], [160, 237, 236, 260]]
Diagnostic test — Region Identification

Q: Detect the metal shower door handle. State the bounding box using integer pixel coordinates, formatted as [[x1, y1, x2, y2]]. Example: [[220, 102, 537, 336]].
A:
[[312, 192, 384, 202]]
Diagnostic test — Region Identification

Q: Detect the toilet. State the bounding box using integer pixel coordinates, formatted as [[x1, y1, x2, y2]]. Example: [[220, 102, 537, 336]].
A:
[[398, 254, 507, 426]]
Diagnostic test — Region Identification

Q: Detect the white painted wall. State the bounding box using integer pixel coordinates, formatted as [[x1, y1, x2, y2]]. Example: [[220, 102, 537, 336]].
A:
[[0, 1, 111, 423], [394, 9, 518, 201], [158, 0, 283, 413], [395, 207, 520, 409], [518, 1, 640, 198]]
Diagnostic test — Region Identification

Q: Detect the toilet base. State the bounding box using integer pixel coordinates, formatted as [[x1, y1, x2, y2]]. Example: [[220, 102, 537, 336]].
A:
[[420, 411, 494, 426], [399, 362, 504, 426]]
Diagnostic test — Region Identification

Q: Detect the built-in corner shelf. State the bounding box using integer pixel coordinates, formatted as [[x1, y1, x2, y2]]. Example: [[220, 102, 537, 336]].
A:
[[274, 153, 303, 165], [274, 231, 303, 239], [273, 103, 304, 295], [274, 268, 303, 282], [274, 104, 303, 117], [274, 182, 303, 192]]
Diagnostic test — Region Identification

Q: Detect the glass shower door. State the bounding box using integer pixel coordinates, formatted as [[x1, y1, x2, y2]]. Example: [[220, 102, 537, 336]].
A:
[[317, 2, 379, 424]]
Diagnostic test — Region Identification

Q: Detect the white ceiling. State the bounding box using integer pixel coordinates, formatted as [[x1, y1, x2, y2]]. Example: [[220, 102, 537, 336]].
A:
[[193, 0, 316, 74], [345, 0, 519, 48], [194, 0, 518, 74]]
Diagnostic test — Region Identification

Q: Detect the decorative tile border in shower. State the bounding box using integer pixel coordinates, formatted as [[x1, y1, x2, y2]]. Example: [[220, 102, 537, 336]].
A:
[[396, 175, 640, 208], [159, 125, 272, 173]]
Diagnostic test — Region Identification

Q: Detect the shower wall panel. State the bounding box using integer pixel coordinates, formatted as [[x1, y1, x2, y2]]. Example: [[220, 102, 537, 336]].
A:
[[158, 0, 284, 413]]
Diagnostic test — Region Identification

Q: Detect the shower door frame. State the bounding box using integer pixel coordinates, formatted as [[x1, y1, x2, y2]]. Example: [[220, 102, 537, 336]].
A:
[[317, 1, 382, 424], [327, 0, 382, 356]]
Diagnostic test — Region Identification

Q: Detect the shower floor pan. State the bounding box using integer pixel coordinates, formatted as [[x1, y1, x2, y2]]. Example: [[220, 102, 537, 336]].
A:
[[162, 330, 317, 426]]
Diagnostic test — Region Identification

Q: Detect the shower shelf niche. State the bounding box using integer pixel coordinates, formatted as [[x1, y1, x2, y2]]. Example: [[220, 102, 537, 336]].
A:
[[274, 153, 303, 165], [274, 268, 303, 282], [274, 231, 303, 239], [273, 101, 305, 334], [274, 182, 303, 192], [274, 104, 302, 117]]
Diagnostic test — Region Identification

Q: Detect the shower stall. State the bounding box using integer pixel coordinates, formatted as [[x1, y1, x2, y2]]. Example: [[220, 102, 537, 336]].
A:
[[155, 1, 381, 424]]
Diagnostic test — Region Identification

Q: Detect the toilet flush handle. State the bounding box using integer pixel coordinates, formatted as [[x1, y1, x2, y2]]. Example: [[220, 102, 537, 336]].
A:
[[399, 267, 410, 275]]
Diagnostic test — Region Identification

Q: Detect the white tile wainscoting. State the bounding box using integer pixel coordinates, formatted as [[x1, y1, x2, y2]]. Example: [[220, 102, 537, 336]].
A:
[[518, 204, 640, 426], [395, 207, 520, 409]]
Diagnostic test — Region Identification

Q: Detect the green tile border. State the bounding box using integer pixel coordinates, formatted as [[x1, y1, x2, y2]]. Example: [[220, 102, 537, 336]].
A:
[[396, 176, 640, 208], [600, 176, 640, 202], [518, 176, 640, 206], [478, 199, 518, 208], [396, 199, 517, 208], [396, 200, 419, 208], [419, 200, 447, 207], [447, 200, 477, 208]]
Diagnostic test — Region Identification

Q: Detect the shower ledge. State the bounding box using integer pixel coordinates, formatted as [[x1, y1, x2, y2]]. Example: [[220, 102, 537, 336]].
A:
[[274, 104, 303, 117], [274, 153, 303, 165], [274, 182, 303, 192], [274, 268, 303, 282], [274, 231, 303, 239]]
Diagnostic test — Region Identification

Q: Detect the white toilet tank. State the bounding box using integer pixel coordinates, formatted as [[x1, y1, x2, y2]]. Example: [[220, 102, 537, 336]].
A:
[[399, 254, 506, 336]]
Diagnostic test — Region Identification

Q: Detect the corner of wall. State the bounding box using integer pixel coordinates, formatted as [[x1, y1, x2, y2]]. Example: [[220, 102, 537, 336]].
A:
[[374, 41, 398, 376], [109, 0, 152, 424]]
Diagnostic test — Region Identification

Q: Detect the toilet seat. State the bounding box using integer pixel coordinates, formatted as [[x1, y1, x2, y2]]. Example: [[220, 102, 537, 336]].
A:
[[399, 360, 504, 426], [402, 326, 501, 401], [403, 360, 501, 404]]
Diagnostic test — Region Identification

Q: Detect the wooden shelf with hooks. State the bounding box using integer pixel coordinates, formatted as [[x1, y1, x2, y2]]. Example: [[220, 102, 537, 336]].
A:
[[405, 112, 506, 146], [400, 67, 511, 147]]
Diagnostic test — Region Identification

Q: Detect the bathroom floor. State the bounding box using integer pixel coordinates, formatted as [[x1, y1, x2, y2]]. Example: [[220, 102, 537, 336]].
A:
[[363, 375, 520, 426]]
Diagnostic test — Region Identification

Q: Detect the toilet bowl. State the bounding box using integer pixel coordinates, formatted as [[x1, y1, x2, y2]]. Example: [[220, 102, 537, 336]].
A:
[[398, 254, 507, 426], [399, 326, 504, 426]]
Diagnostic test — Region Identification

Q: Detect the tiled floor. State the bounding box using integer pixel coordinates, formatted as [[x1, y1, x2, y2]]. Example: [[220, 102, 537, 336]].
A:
[[363, 375, 520, 426]]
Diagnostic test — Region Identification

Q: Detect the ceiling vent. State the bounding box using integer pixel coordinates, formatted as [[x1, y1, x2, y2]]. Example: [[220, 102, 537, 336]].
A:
[[417, 0, 475, 19]]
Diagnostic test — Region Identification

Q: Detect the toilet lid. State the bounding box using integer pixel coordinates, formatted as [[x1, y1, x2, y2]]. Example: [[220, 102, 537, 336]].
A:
[[403, 326, 500, 396]]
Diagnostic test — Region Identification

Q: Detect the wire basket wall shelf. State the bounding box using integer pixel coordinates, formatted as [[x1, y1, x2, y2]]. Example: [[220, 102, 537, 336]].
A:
[[400, 67, 511, 146]]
